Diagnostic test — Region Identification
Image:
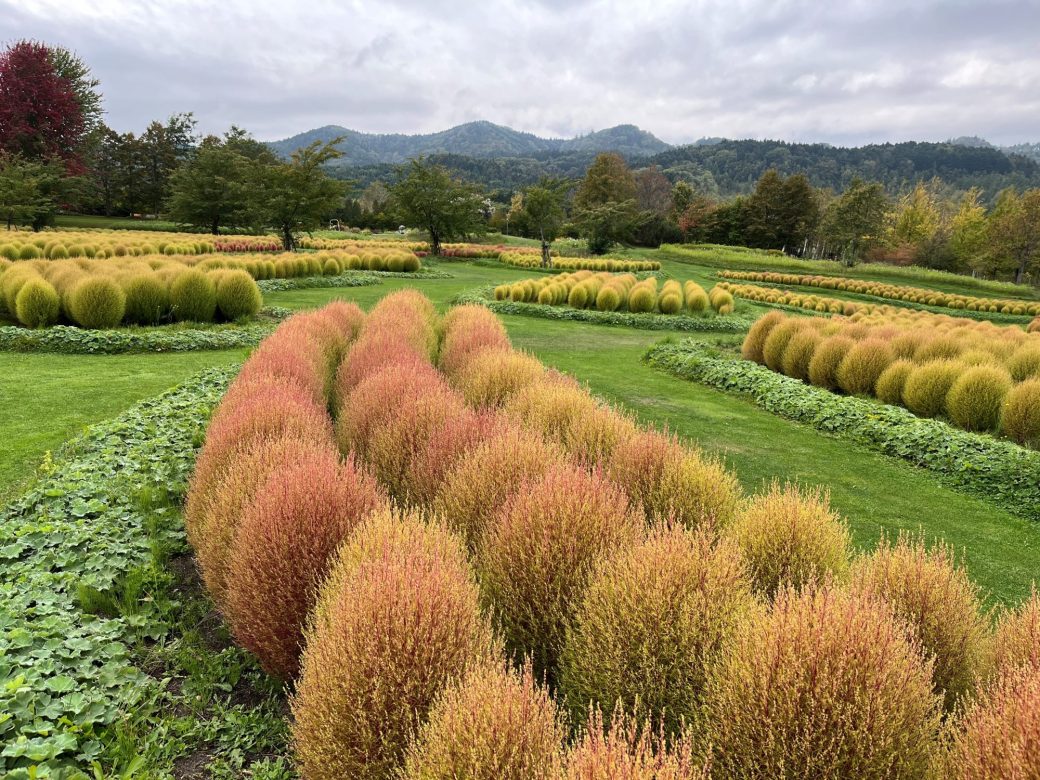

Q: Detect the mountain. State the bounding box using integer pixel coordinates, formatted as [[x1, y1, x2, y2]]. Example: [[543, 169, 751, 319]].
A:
[[266, 120, 672, 164]]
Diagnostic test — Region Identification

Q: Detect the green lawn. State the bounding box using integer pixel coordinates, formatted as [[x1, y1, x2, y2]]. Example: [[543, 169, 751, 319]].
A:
[[3, 257, 1036, 603], [0, 349, 247, 500]]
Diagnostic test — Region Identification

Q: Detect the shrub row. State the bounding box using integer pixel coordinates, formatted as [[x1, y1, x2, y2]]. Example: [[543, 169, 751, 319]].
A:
[[0, 259, 263, 328], [455, 287, 753, 333], [493, 272, 729, 316], [187, 293, 1038, 778], [500, 251, 660, 272], [720, 269, 1040, 317], [645, 339, 1040, 519], [296, 236, 427, 254], [0, 367, 235, 777], [742, 310, 1040, 446]]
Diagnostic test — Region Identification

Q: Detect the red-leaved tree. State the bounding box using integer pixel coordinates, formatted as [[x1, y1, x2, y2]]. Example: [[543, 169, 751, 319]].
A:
[[0, 40, 86, 171]]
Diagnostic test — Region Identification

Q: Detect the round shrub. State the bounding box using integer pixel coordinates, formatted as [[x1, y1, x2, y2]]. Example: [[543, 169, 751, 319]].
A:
[[568, 284, 589, 309], [807, 335, 854, 390], [562, 403, 640, 464], [537, 286, 554, 305], [68, 276, 126, 329], [476, 463, 644, 680], [780, 328, 821, 382], [400, 662, 565, 780], [710, 288, 734, 313], [434, 428, 564, 548], [704, 584, 941, 779], [946, 364, 1012, 432], [836, 338, 895, 396], [402, 254, 421, 272], [658, 292, 682, 314], [595, 285, 622, 312], [902, 359, 961, 418], [122, 274, 170, 325], [14, 278, 60, 328], [1001, 378, 1040, 446], [560, 525, 755, 734], [1009, 345, 1040, 382], [291, 508, 493, 779], [224, 452, 386, 680], [727, 481, 851, 599], [169, 269, 217, 322], [627, 285, 657, 313], [941, 666, 1040, 780], [849, 535, 990, 709], [565, 707, 705, 779], [875, 359, 916, 406], [216, 269, 262, 320], [455, 347, 544, 407], [993, 588, 1040, 675], [742, 311, 787, 364], [762, 320, 806, 372]]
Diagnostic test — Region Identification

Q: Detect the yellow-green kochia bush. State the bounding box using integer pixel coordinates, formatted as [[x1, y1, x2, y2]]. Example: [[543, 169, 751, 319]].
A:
[[14, 278, 60, 328], [704, 584, 942, 779], [170, 268, 217, 322], [68, 276, 126, 329], [945, 364, 1013, 432], [560, 524, 756, 735], [902, 359, 962, 418], [216, 269, 263, 320]]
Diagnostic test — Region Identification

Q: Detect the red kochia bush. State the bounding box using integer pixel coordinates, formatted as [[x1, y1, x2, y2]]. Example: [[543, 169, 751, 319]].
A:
[[704, 584, 941, 778], [942, 666, 1040, 779], [362, 288, 438, 355], [235, 333, 331, 405], [401, 662, 566, 780], [188, 434, 338, 610], [439, 304, 512, 378], [336, 329, 432, 393], [403, 408, 498, 507], [291, 508, 493, 779], [224, 452, 386, 680], [476, 463, 644, 680]]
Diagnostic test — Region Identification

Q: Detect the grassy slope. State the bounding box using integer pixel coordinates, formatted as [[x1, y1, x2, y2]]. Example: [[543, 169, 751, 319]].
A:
[[1, 256, 1035, 602], [0, 349, 247, 500]]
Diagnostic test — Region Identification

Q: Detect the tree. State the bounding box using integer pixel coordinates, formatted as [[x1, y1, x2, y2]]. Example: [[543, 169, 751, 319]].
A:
[[671, 180, 693, 221], [359, 181, 390, 213], [574, 153, 638, 253], [949, 188, 988, 273], [0, 154, 65, 230], [988, 188, 1040, 284], [821, 179, 889, 264], [264, 139, 348, 250], [678, 195, 720, 242], [0, 41, 87, 169], [390, 158, 487, 255], [892, 182, 941, 247], [520, 178, 569, 266], [48, 46, 102, 134], [744, 170, 819, 251], [140, 113, 198, 216], [633, 165, 673, 216], [167, 136, 254, 234]]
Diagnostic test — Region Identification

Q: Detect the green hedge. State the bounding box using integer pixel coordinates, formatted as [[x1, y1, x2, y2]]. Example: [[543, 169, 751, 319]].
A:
[[0, 316, 284, 354], [645, 341, 1040, 520], [0, 368, 234, 778], [255, 268, 449, 293], [454, 287, 754, 333]]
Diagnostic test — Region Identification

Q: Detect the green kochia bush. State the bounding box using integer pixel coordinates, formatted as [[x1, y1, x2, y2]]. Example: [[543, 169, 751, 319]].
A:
[[122, 274, 170, 325], [15, 278, 61, 328], [216, 269, 263, 320], [946, 365, 1012, 432], [68, 277, 126, 329], [170, 269, 217, 322], [902, 360, 961, 418]]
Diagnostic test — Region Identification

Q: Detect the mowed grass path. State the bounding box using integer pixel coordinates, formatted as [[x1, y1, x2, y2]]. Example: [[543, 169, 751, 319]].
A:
[[0, 349, 247, 500], [0, 258, 1034, 602]]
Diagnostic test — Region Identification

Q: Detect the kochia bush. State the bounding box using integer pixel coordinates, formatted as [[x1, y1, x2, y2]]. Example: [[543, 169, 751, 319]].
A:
[[14, 278, 60, 328], [902, 359, 961, 418], [291, 509, 493, 779], [993, 588, 1040, 675], [945, 364, 1012, 432], [68, 277, 126, 329], [560, 525, 755, 735], [215, 269, 262, 320], [875, 359, 916, 406], [476, 463, 644, 680], [807, 335, 854, 390], [741, 311, 787, 364], [704, 585, 941, 779], [170, 269, 217, 322], [122, 274, 170, 325], [400, 662, 565, 780], [836, 337, 895, 396], [224, 452, 385, 680], [1001, 378, 1040, 446]]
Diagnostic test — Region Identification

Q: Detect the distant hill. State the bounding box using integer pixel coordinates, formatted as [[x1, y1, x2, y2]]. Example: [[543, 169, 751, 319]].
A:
[[266, 120, 672, 164]]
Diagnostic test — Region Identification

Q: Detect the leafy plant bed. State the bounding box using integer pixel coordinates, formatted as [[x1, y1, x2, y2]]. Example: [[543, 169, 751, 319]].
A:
[[455, 287, 754, 332], [645, 340, 1040, 521], [0, 309, 289, 354], [0, 367, 284, 778]]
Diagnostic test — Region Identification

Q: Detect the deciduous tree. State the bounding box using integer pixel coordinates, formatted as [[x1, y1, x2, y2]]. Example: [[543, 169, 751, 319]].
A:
[[263, 139, 348, 250], [390, 158, 487, 255], [520, 178, 569, 267]]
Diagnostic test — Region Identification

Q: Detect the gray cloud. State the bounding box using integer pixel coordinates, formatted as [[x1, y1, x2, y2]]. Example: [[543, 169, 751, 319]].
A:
[[3, 0, 1038, 145]]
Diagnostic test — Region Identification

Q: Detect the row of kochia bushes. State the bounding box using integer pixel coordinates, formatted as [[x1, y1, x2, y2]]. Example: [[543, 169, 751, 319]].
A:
[[743, 309, 1040, 447], [0, 258, 262, 328], [0, 229, 282, 260], [717, 279, 896, 315], [493, 271, 735, 315], [296, 236, 427, 253], [719, 269, 1040, 317], [500, 251, 660, 272], [185, 290, 1039, 778]]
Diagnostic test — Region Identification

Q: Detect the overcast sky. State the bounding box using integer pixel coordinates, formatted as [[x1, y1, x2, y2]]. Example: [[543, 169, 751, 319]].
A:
[[4, 0, 1039, 146]]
